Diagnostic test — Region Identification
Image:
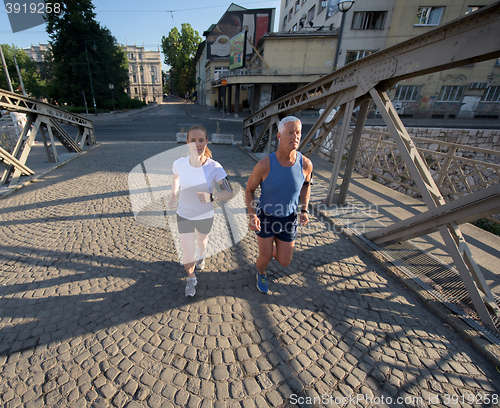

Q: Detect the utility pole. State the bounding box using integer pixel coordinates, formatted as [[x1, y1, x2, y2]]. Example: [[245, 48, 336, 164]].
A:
[[0, 45, 14, 92]]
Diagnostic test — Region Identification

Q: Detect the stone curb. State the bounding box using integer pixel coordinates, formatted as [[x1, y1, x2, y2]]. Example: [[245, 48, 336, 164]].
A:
[[313, 204, 500, 369], [0, 143, 102, 199], [237, 142, 500, 368]]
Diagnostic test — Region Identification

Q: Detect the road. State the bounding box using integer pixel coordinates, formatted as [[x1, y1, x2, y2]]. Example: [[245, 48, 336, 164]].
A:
[[91, 102, 247, 142]]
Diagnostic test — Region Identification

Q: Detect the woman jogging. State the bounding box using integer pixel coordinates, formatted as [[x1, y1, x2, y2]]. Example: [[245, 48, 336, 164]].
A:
[[168, 125, 234, 297]]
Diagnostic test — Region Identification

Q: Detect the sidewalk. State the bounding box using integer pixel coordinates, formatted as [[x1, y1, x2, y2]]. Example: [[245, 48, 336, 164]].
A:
[[1, 138, 500, 407]]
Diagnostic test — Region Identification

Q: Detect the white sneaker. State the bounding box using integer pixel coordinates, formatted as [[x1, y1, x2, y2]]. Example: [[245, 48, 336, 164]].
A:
[[185, 277, 197, 297], [195, 250, 205, 271]]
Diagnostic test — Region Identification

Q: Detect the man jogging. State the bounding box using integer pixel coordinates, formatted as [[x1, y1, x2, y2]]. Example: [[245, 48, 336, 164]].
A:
[[245, 116, 313, 293]]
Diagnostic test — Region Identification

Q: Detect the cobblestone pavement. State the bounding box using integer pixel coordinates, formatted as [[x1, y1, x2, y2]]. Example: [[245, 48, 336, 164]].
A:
[[1, 142, 499, 408]]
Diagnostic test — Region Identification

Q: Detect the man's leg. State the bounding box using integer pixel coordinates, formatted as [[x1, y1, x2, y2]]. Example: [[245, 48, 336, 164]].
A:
[[274, 238, 295, 267], [256, 236, 275, 274]]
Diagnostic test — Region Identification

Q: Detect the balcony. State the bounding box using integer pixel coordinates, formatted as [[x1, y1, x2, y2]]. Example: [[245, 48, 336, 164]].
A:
[[211, 66, 330, 86]]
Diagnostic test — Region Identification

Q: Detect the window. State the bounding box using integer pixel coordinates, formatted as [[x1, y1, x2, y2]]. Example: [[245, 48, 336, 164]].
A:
[[437, 86, 464, 102], [214, 67, 227, 80], [415, 6, 444, 25], [284, 15, 288, 27], [308, 5, 316, 24], [303, 0, 307, 4], [293, 24, 298, 31], [393, 85, 420, 101], [466, 6, 484, 14], [345, 50, 375, 65], [481, 86, 500, 102], [469, 82, 489, 90], [289, 8, 293, 18], [495, 58, 500, 67], [319, 0, 327, 12], [295, 0, 300, 13], [133, 75, 137, 83], [134, 88, 138, 94], [285, 0, 289, 5], [352, 11, 387, 29]]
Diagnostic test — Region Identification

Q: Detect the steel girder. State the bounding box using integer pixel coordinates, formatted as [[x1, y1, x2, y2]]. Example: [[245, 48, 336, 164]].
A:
[[0, 89, 96, 186], [241, 2, 500, 329]]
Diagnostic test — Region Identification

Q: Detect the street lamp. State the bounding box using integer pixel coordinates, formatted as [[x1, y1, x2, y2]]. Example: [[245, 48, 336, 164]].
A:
[[333, 0, 355, 70], [84, 38, 98, 116]]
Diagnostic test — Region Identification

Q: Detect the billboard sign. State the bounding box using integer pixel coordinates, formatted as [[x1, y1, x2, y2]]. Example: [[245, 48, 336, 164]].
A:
[[229, 31, 247, 70], [326, 0, 341, 20], [206, 8, 274, 59]]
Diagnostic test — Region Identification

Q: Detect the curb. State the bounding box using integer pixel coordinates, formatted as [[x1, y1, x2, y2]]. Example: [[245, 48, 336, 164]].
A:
[[312, 204, 500, 369], [237, 142, 500, 368], [0, 143, 102, 199]]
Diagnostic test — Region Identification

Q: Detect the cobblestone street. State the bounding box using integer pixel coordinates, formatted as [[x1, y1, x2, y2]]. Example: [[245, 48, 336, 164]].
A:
[[1, 143, 499, 407]]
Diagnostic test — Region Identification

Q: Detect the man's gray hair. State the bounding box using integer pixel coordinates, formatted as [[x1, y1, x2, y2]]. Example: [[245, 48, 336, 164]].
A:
[[278, 116, 301, 133]]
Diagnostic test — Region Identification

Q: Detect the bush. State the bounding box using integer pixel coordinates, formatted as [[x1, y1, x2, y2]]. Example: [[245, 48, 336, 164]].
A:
[[472, 219, 500, 236], [60, 95, 146, 114]]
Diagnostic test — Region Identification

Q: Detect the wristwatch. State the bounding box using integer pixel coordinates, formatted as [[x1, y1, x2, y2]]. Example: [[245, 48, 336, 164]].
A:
[[301, 209, 309, 214], [210, 193, 215, 202]]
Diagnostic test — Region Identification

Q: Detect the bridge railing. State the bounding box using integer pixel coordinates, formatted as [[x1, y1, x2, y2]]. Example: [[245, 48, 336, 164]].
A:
[[319, 127, 500, 203]]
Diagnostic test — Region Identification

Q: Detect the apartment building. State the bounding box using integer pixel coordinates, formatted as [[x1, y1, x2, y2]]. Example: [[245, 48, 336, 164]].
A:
[[23, 43, 51, 63], [383, 0, 500, 119], [125, 45, 162, 103], [197, 1, 499, 119]]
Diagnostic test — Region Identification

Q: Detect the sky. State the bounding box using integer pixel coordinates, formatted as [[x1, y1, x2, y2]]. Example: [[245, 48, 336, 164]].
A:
[[1, 0, 281, 70]]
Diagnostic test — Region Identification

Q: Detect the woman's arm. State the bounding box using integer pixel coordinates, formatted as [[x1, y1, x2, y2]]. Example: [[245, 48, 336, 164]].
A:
[[168, 174, 179, 209]]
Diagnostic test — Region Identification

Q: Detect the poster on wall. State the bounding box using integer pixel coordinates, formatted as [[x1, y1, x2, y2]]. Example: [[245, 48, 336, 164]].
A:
[[230, 31, 247, 70], [326, 0, 340, 20], [206, 8, 274, 59]]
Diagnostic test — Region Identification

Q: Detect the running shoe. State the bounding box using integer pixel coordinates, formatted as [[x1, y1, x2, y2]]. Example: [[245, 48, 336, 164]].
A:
[[185, 277, 197, 297], [256, 273, 268, 294]]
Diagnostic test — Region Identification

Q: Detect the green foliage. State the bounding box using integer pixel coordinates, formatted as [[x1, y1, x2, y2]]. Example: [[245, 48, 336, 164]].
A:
[[45, 0, 129, 108], [161, 23, 201, 96], [472, 219, 500, 236], [0, 44, 43, 97]]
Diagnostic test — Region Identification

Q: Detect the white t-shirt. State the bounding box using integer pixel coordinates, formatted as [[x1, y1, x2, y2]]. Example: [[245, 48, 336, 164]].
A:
[[172, 156, 227, 220]]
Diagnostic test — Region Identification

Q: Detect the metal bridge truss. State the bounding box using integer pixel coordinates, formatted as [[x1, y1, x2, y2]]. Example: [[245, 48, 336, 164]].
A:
[[0, 89, 96, 186], [242, 2, 500, 330]]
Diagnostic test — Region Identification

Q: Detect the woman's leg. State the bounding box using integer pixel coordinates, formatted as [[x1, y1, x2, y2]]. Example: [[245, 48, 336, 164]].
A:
[[179, 232, 196, 278], [195, 230, 210, 257]]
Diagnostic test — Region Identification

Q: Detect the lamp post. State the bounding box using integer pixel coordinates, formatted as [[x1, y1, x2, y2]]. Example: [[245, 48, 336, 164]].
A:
[[84, 38, 98, 116], [333, 0, 355, 70]]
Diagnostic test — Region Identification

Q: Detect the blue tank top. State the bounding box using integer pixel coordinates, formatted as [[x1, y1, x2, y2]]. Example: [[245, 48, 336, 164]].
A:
[[259, 152, 305, 217]]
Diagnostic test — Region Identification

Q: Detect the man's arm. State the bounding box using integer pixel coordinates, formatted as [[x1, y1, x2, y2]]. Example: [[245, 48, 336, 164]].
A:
[[245, 158, 269, 231], [299, 157, 313, 225]]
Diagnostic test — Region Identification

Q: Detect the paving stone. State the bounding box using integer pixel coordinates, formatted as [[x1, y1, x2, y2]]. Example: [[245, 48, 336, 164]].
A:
[[0, 142, 499, 408]]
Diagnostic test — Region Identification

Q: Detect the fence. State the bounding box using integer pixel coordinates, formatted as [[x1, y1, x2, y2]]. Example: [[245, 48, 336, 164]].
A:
[[0, 120, 23, 155], [319, 127, 500, 221]]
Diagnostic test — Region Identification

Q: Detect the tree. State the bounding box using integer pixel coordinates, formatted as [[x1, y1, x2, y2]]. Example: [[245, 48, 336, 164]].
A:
[[0, 44, 42, 97], [45, 0, 129, 108], [161, 23, 201, 96]]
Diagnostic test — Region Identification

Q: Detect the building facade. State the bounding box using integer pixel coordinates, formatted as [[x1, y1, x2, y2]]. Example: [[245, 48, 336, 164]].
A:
[[23, 43, 51, 63], [125, 45, 162, 103], [383, 0, 500, 119], [197, 0, 500, 119]]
